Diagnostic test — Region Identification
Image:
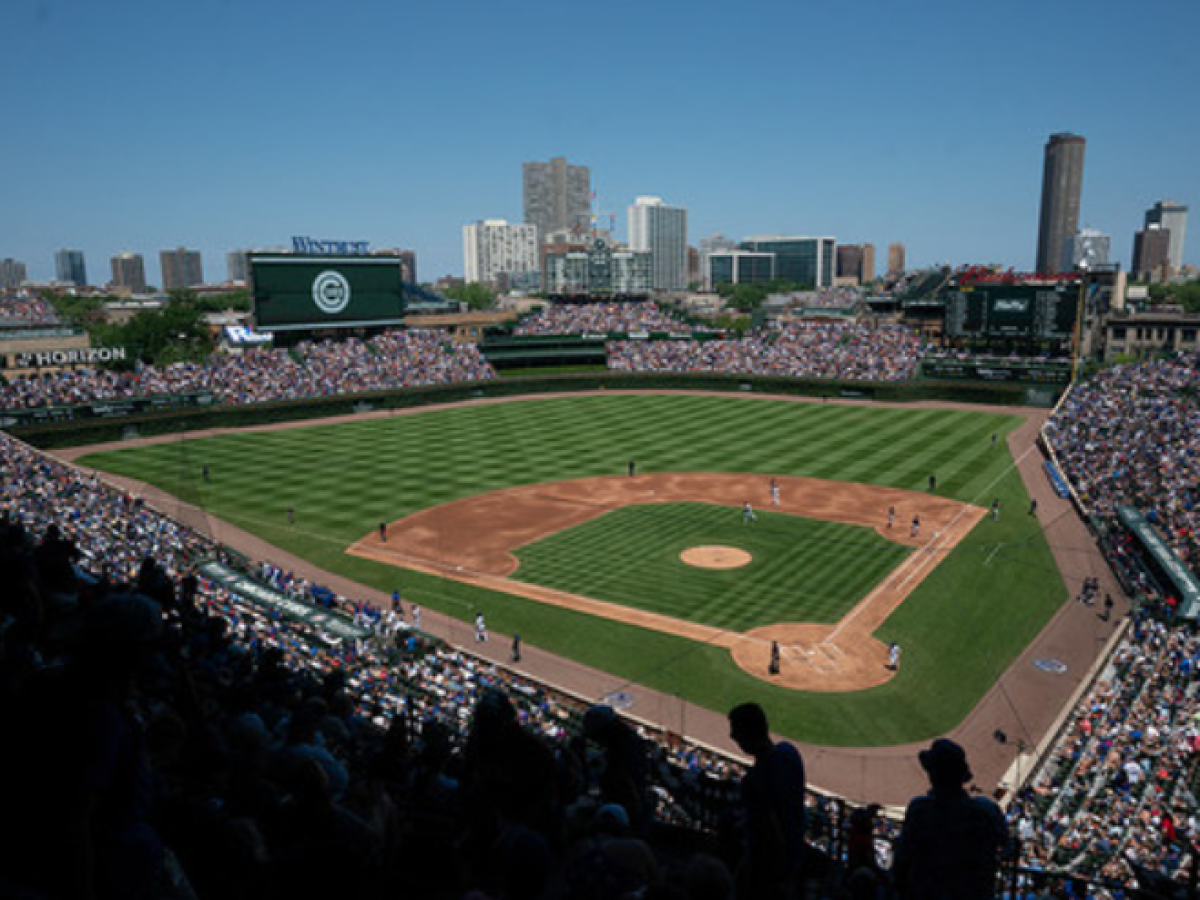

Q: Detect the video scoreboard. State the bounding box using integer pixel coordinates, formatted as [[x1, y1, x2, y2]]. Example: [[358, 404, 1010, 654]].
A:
[[944, 283, 1078, 341], [250, 251, 406, 332]]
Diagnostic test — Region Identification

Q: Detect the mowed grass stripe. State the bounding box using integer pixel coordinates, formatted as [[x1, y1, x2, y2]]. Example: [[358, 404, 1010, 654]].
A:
[[511, 503, 911, 630], [81, 394, 1065, 747]]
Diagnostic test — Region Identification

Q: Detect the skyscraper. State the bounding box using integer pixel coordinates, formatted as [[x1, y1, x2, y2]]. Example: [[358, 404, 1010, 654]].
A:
[[1132, 225, 1171, 282], [110, 253, 147, 294], [523, 157, 591, 241], [1144, 200, 1188, 276], [226, 250, 251, 284], [54, 249, 88, 286], [836, 244, 876, 284], [887, 243, 906, 278], [160, 247, 204, 290], [740, 236, 836, 288], [1036, 133, 1086, 273], [0, 258, 27, 289], [462, 219, 540, 290], [629, 197, 689, 292]]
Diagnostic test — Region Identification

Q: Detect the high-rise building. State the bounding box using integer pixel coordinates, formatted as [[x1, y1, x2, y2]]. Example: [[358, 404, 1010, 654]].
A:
[[160, 247, 204, 290], [110, 253, 148, 294], [523, 157, 591, 241], [887, 243, 906, 278], [0, 258, 28, 289], [226, 250, 251, 284], [699, 234, 738, 257], [629, 197, 689, 292], [740, 236, 836, 288], [1132, 225, 1172, 282], [1065, 229, 1111, 270], [708, 251, 775, 287], [371, 248, 417, 283], [699, 234, 739, 290], [54, 249, 88, 286], [1144, 200, 1188, 276], [462, 219, 540, 290], [836, 244, 876, 285], [1036, 133, 1086, 273]]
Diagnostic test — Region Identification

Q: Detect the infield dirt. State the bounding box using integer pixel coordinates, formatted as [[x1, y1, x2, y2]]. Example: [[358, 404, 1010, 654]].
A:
[[348, 472, 985, 692]]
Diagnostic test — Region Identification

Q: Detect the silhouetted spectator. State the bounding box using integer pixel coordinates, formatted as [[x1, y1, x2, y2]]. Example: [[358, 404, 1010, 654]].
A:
[[893, 738, 1008, 900], [727, 702, 806, 900]]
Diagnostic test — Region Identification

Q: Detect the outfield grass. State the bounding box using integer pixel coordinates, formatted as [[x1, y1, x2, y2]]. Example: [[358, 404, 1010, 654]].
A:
[[79, 393, 1067, 746], [513, 502, 912, 629]]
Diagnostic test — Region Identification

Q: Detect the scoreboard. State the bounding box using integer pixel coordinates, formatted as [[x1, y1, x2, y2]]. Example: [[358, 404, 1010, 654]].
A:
[[944, 283, 1078, 340], [250, 253, 406, 332]]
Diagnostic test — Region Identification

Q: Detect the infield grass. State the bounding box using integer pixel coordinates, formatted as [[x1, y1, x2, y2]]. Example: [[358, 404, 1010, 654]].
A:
[[513, 502, 912, 629], [79, 393, 1067, 746]]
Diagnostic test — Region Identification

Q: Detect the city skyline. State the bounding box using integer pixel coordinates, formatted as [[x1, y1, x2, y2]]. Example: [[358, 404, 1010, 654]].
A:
[[2, 0, 1196, 285]]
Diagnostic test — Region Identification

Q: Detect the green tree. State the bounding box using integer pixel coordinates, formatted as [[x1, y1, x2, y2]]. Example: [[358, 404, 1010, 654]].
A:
[[100, 300, 213, 366], [442, 282, 497, 310], [1148, 279, 1200, 312], [715, 279, 810, 313]]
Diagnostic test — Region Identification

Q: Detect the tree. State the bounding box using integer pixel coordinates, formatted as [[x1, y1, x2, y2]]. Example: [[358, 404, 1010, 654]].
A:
[[715, 279, 810, 313], [442, 282, 497, 311], [1148, 279, 1200, 312]]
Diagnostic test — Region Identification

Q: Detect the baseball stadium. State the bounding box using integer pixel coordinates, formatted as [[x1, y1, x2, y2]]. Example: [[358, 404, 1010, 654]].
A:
[[1, 260, 1196, 898]]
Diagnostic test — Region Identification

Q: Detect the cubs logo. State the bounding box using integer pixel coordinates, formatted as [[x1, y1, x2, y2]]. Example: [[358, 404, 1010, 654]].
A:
[[312, 270, 351, 314]]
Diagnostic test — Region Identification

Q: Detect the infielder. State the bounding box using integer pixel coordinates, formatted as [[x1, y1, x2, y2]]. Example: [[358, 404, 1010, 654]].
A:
[[742, 501, 758, 524]]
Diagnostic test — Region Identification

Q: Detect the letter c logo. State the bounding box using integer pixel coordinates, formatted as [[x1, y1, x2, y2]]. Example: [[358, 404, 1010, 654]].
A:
[[312, 270, 351, 314]]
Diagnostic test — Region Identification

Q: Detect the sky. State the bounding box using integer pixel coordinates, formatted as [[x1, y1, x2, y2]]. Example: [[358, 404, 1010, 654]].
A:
[[2, 0, 1197, 286]]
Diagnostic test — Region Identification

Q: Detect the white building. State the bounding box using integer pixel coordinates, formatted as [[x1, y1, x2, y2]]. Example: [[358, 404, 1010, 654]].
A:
[[1065, 229, 1111, 270], [628, 196, 688, 292], [1145, 200, 1189, 276], [462, 219, 540, 290]]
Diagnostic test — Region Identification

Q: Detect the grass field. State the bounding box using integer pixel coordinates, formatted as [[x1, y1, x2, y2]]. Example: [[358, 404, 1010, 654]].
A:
[[79, 393, 1068, 746], [513, 502, 912, 629]]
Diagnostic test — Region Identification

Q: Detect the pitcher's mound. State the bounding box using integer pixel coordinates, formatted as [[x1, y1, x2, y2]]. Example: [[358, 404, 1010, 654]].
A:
[[680, 545, 752, 569]]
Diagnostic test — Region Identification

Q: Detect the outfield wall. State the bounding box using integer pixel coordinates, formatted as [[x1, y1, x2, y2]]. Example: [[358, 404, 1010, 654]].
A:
[[6, 372, 1057, 449]]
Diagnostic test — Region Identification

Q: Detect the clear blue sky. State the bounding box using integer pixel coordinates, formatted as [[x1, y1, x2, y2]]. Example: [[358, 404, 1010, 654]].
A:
[[3, 0, 1196, 285]]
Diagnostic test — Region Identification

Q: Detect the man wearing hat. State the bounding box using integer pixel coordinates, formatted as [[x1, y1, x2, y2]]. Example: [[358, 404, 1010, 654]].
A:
[[893, 738, 1009, 899]]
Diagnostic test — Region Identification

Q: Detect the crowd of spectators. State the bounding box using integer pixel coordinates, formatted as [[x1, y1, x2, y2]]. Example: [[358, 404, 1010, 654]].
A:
[[0, 430, 784, 900], [607, 322, 925, 382], [791, 286, 861, 309], [513, 302, 700, 337], [10, 343, 1200, 896], [1044, 353, 1200, 568], [1009, 609, 1200, 892], [0, 328, 497, 411], [0, 290, 62, 325]]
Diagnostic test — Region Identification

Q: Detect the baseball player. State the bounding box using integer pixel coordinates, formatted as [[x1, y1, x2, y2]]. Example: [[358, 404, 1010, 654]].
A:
[[742, 501, 758, 524], [475, 612, 488, 642], [888, 506, 895, 529], [770, 477, 781, 507], [911, 515, 920, 538]]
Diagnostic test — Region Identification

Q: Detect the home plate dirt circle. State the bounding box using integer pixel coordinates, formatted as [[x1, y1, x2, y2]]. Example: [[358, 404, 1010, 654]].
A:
[[680, 545, 753, 569]]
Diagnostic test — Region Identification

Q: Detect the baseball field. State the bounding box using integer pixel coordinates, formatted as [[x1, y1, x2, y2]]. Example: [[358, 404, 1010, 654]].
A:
[[78, 392, 1067, 747]]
